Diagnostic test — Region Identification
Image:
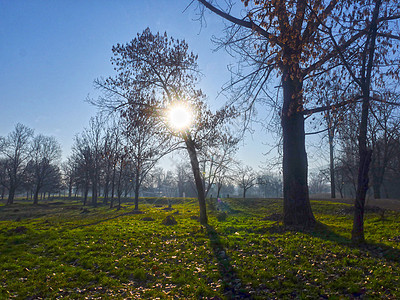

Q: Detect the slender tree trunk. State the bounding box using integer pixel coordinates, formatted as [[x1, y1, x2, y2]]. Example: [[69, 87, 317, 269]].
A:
[[281, 64, 315, 227], [92, 178, 97, 207], [217, 183, 222, 199], [110, 164, 117, 209], [328, 118, 336, 198], [103, 179, 109, 205], [185, 133, 207, 225], [351, 0, 381, 244], [134, 172, 140, 210], [243, 188, 246, 199], [68, 182, 72, 199], [117, 192, 122, 210], [352, 92, 373, 244], [83, 185, 88, 206], [116, 168, 123, 210]]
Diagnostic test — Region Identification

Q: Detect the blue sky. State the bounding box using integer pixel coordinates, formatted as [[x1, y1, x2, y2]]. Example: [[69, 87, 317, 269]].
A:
[[0, 1, 319, 172]]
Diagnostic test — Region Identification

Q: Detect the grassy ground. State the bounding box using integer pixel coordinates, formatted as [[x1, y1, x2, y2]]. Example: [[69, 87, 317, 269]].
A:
[[0, 198, 399, 299]]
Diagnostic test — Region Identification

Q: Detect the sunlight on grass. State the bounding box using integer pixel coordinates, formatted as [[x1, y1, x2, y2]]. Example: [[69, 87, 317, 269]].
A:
[[0, 199, 399, 298]]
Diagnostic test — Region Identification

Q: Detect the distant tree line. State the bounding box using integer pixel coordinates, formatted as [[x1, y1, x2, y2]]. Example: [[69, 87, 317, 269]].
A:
[[0, 124, 62, 204], [0, 122, 284, 207]]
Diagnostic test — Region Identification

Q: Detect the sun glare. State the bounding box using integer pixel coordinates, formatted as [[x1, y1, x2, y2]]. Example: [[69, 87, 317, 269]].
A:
[[167, 103, 193, 131]]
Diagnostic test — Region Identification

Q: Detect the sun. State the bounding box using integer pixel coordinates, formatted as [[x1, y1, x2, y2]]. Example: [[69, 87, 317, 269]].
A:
[[167, 102, 193, 131]]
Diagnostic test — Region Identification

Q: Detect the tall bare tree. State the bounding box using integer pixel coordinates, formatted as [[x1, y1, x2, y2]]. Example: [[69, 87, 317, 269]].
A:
[[314, 0, 400, 242], [122, 99, 175, 210], [0, 123, 33, 204], [27, 134, 61, 204], [72, 117, 107, 206], [94, 28, 235, 224], [194, 0, 400, 228], [61, 157, 77, 200], [198, 133, 239, 198]]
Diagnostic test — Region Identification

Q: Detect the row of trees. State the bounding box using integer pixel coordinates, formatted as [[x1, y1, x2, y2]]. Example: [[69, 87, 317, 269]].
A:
[[0, 122, 283, 205], [0, 124, 62, 204]]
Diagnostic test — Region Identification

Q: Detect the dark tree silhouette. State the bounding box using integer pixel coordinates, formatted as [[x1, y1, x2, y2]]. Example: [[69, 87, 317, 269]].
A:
[[194, 0, 400, 229], [94, 28, 235, 224], [27, 134, 61, 204], [0, 123, 33, 204]]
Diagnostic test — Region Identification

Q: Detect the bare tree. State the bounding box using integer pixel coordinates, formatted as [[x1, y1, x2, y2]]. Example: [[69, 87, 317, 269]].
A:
[[194, 0, 400, 229], [0, 159, 8, 200], [72, 116, 107, 207], [235, 164, 257, 199], [122, 98, 175, 211], [257, 172, 282, 198], [313, 0, 400, 242], [175, 163, 191, 198], [0, 123, 34, 204], [173, 97, 237, 224], [62, 157, 77, 200], [94, 28, 235, 224], [198, 133, 239, 198], [27, 134, 61, 204], [308, 171, 330, 196], [369, 94, 400, 199], [194, 0, 344, 226], [41, 164, 62, 199]]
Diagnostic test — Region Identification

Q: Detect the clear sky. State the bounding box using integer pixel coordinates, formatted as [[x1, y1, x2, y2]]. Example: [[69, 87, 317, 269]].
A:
[[0, 1, 326, 172]]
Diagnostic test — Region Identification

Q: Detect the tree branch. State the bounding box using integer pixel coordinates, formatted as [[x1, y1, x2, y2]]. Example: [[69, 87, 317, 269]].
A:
[[303, 96, 362, 115], [197, 0, 281, 47]]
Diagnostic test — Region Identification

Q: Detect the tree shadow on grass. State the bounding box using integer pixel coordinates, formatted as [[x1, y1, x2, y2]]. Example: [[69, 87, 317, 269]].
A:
[[206, 225, 253, 299], [269, 221, 400, 264]]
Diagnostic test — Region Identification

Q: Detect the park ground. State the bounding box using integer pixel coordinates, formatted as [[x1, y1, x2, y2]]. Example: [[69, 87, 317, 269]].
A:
[[0, 197, 399, 299]]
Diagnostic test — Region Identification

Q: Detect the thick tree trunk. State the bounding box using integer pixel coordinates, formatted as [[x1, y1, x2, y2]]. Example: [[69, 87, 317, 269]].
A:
[[33, 186, 40, 205], [281, 66, 315, 227], [7, 186, 15, 205], [185, 134, 207, 225], [243, 188, 246, 199]]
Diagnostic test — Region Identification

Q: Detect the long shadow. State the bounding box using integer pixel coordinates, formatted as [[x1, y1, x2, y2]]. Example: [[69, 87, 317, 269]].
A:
[[270, 221, 400, 264], [206, 225, 253, 299]]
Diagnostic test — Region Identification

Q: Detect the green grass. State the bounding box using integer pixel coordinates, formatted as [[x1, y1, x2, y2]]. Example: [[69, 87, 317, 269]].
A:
[[0, 198, 399, 299]]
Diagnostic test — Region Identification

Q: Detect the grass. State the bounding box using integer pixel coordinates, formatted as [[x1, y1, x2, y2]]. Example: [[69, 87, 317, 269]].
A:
[[0, 197, 399, 299]]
